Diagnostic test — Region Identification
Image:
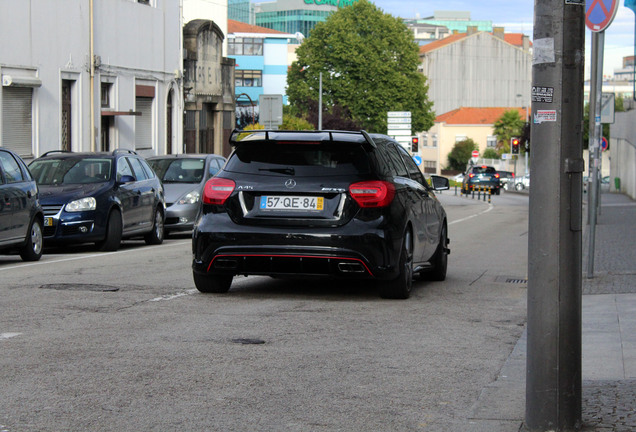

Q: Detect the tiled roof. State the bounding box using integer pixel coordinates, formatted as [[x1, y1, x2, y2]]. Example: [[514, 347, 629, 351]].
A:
[[228, 19, 288, 35], [419, 33, 468, 54], [504, 33, 532, 47], [420, 32, 531, 55], [435, 107, 530, 125]]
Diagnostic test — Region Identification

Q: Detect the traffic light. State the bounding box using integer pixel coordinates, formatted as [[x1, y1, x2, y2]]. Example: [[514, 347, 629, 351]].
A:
[[511, 137, 520, 154], [411, 136, 419, 153]]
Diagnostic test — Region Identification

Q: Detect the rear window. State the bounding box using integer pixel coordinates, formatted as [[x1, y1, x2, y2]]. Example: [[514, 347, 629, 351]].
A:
[[149, 158, 205, 183], [224, 142, 371, 176], [471, 166, 496, 174]]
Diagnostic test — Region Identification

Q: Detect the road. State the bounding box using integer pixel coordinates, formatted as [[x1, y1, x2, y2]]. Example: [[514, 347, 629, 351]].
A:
[[0, 190, 530, 432]]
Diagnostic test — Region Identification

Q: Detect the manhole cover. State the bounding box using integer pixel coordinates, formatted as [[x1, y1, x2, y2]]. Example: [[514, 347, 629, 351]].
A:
[[40, 284, 119, 292]]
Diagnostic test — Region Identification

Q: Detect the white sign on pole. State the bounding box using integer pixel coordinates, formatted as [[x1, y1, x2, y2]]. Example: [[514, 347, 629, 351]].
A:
[[387, 111, 411, 142]]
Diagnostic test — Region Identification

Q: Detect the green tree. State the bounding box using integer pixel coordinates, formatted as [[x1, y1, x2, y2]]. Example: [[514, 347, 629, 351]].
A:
[[482, 148, 500, 159], [286, 0, 435, 133], [493, 110, 525, 153], [280, 114, 314, 130], [447, 138, 477, 171]]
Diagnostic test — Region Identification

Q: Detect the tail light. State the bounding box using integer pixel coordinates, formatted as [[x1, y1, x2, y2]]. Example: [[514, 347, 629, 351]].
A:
[[203, 178, 235, 205], [469, 173, 475, 178], [494, 173, 500, 178], [349, 181, 395, 208]]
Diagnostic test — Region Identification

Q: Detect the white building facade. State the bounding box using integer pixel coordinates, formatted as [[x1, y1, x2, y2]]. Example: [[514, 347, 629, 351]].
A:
[[0, 0, 183, 160]]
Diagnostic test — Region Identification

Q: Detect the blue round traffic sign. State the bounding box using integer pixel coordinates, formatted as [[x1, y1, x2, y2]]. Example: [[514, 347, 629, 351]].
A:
[[601, 136, 608, 151], [412, 155, 422, 166], [586, 0, 619, 32]]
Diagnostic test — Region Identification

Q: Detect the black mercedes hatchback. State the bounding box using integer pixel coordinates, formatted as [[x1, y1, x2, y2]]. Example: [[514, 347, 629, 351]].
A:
[[29, 150, 165, 251], [192, 130, 450, 299]]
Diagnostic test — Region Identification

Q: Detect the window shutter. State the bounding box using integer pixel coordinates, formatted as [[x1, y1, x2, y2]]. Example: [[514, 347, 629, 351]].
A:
[[135, 97, 153, 150], [2, 87, 33, 157]]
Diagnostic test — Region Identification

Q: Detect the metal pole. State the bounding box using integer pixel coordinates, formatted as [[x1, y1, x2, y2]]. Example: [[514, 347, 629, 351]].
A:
[[318, 72, 323, 130], [526, 0, 584, 430], [587, 32, 604, 279]]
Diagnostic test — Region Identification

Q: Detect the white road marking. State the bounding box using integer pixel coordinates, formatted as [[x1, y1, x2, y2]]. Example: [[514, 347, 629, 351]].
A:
[[448, 204, 494, 225], [149, 289, 198, 302], [0, 333, 21, 340], [0, 241, 190, 272]]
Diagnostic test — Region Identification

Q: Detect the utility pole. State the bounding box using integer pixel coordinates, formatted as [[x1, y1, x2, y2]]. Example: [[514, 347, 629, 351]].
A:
[[526, 0, 585, 430]]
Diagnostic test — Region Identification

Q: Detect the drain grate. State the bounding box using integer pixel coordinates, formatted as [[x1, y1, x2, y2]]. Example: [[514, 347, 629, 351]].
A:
[[495, 275, 528, 284], [231, 338, 266, 345], [40, 283, 119, 292], [506, 278, 528, 284]]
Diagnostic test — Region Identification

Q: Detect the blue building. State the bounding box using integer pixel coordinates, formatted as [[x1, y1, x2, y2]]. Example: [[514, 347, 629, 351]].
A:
[[228, 19, 299, 123]]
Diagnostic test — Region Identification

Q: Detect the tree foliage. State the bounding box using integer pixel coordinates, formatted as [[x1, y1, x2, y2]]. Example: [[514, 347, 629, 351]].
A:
[[286, 0, 435, 133], [482, 148, 500, 159], [447, 138, 477, 171], [493, 110, 525, 153]]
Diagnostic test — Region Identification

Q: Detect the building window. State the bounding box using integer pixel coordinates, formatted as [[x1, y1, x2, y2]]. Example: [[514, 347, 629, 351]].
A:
[[228, 37, 263, 56], [432, 134, 438, 148], [421, 133, 428, 147], [137, 0, 150, 5], [101, 83, 113, 108], [2, 87, 34, 157], [455, 135, 467, 143], [235, 70, 262, 87], [487, 135, 497, 148]]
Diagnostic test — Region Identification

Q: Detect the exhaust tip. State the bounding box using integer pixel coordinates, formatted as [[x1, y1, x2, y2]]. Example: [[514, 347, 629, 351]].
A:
[[338, 262, 366, 273]]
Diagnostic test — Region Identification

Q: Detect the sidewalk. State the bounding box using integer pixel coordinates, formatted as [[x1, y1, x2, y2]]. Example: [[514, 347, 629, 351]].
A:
[[468, 192, 636, 431]]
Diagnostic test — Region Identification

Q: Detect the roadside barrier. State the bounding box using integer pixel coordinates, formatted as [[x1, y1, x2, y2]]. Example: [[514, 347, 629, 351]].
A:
[[459, 185, 494, 202]]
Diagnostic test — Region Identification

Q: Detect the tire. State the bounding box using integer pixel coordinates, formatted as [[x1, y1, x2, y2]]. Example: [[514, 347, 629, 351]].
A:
[[421, 224, 448, 281], [515, 182, 524, 191], [193, 272, 233, 293], [144, 207, 164, 245], [379, 229, 413, 300], [495, 187, 501, 195], [19, 218, 43, 261], [97, 209, 123, 252]]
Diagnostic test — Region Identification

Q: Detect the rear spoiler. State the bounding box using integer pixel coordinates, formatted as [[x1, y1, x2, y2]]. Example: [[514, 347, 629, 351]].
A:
[[229, 129, 377, 150]]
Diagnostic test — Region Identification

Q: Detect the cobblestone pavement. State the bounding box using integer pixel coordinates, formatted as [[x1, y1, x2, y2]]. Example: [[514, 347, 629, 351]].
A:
[[582, 380, 636, 431], [581, 193, 636, 431]]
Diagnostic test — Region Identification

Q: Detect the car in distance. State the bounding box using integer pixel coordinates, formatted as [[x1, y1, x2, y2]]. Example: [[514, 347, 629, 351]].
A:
[[192, 130, 451, 299], [497, 170, 515, 191], [147, 154, 226, 235], [514, 174, 530, 191], [462, 165, 501, 195], [28, 149, 165, 251], [0, 148, 44, 261]]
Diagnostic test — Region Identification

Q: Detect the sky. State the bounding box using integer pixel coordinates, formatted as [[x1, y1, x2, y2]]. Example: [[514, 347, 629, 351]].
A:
[[371, 0, 636, 78]]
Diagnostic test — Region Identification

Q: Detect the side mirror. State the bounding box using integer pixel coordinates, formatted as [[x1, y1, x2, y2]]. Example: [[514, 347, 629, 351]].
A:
[[118, 174, 136, 184], [430, 175, 450, 191]]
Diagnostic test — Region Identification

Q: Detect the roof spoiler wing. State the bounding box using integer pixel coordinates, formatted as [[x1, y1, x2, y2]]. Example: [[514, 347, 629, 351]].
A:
[[229, 129, 377, 150]]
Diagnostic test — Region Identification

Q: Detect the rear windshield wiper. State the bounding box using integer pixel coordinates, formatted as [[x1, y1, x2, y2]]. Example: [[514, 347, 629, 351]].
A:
[[258, 167, 295, 175]]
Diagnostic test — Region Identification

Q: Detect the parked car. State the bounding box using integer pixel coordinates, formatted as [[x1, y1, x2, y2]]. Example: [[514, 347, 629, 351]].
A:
[[0, 148, 44, 261], [514, 174, 530, 191], [147, 154, 226, 235], [192, 130, 451, 299], [462, 165, 501, 195], [28, 149, 165, 251], [497, 170, 515, 190]]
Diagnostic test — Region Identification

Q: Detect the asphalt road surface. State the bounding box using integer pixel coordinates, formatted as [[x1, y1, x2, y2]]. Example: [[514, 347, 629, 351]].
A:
[[0, 190, 530, 431]]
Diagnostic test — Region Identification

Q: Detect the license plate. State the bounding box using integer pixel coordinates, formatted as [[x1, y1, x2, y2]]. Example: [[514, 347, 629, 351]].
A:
[[260, 196, 324, 211], [44, 217, 54, 227]]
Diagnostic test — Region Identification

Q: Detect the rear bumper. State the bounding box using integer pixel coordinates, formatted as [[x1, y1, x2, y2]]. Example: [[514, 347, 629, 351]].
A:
[[192, 215, 402, 281]]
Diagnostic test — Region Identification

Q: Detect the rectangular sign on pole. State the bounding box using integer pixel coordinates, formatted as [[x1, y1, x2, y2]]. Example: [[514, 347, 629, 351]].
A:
[[387, 111, 411, 144]]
